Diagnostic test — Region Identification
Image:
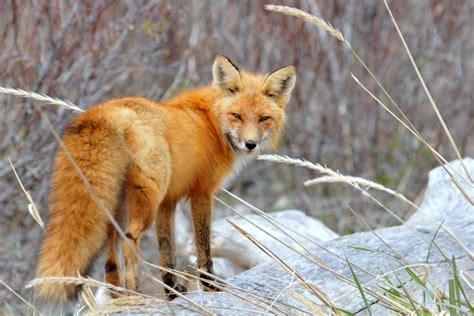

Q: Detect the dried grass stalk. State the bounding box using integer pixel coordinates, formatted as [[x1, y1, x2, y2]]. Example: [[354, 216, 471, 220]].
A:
[[0, 279, 41, 315], [8, 158, 44, 228], [0, 86, 83, 112], [258, 154, 417, 208], [26, 276, 155, 300], [265, 5, 348, 47], [89, 296, 165, 315]]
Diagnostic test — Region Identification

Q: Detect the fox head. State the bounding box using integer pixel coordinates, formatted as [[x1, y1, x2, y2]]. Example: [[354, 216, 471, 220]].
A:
[[211, 55, 296, 155]]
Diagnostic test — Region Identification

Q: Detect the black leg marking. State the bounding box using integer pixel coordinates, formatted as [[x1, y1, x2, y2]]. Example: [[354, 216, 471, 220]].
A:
[[125, 232, 136, 241], [199, 272, 222, 291], [163, 272, 188, 300], [105, 260, 117, 273]]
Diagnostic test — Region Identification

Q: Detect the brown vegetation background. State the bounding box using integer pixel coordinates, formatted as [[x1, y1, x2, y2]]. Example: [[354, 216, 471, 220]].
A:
[[0, 0, 472, 312]]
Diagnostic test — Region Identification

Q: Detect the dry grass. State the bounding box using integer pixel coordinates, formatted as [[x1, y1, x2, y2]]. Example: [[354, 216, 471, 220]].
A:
[[265, 5, 348, 46], [258, 154, 417, 208], [8, 158, 44, 229], [0, 87, 83, 112], [382, 0, 471, 183], [215, 193, 415, 313]]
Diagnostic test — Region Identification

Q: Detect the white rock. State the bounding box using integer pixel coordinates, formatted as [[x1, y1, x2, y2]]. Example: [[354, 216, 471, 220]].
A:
[[210, 209, 339, 268], [407, 157, 474, 227]]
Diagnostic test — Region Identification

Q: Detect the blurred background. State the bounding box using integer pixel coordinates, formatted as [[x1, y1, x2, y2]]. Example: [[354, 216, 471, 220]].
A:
[[0, 0, 472, 312]]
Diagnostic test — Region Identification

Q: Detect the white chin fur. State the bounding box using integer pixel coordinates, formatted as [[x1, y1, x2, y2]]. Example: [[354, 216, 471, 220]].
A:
[[221, 150, 258, 188], [94, 286, 111, 303]]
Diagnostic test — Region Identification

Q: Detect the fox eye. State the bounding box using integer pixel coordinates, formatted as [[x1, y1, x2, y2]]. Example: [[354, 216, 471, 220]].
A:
[[266, 93, 277, 99], [231, 113, 242, 120], [227, 87, 239, 95], [259, 116, 271, 122]]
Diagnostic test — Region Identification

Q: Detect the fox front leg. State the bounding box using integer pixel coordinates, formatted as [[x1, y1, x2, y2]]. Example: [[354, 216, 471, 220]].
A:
[[190, 193, 220, 291], [156, 200, 188, 299]]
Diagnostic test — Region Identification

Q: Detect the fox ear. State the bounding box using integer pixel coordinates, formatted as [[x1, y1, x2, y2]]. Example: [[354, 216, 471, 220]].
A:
[[213, 55, 241, 94], [263, 66, 297, 103]]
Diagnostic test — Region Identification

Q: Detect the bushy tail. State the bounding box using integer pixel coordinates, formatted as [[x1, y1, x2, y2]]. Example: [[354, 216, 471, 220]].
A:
[[35, 116, 129, 304]]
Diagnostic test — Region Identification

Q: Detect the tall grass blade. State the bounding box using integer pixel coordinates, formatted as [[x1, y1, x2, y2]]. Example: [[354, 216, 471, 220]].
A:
[[448, 279, 457, 316], [451, 256, 473, 312], [393, 271, 420, 314], [346, 259, 372, 316], [425, 221, 444, 263]]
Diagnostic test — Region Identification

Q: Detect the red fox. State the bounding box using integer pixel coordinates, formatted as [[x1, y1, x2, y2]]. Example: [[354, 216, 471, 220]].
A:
[[35, 55, 296, 303]]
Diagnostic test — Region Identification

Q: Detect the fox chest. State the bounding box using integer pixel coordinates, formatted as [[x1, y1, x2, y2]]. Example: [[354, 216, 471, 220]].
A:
[[221, 153, 255, 189]]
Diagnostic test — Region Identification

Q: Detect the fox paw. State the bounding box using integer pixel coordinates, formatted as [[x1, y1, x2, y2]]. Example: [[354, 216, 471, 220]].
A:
[[165, 283, 188, 300], [199, 273, 223, 292]]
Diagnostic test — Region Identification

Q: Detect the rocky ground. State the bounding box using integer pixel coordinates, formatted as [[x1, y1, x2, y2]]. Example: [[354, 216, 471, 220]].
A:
[[106, 158, 474, 315]]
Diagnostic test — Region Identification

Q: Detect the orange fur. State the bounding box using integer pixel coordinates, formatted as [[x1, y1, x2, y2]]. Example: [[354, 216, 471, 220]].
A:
[[35, 55, 296, 303]]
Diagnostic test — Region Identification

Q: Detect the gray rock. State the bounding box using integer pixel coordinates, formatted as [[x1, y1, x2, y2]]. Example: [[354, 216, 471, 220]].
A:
[[407, 157, 474, 227], [210, 209, 339, 269], [166, 224, 473, 315], [108, 158, 474, 315]]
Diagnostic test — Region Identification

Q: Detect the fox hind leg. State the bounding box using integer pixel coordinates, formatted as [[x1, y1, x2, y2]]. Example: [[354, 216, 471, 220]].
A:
[[104, 206, 125, 298], [156, 200, 188, 299], [122, 163, 167, 292], [105, 224, 120, 286]]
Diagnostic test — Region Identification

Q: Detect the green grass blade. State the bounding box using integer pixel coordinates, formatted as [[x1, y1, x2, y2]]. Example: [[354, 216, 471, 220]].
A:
[[333, 306, 356, 316], [404, 267, 427, 289], [451, 256, 473, 312], [448, 278, 457, 316], [425, 221, 444, 263], [346, 259, 372, 316], [403, 266, 435, 303], [349, 245, 375, 253], [380, 286, 412, 309], [393, 271, 420, 315]]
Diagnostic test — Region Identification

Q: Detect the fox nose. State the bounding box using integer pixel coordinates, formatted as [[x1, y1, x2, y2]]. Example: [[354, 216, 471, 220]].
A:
[[245, 140, 257, 150]]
